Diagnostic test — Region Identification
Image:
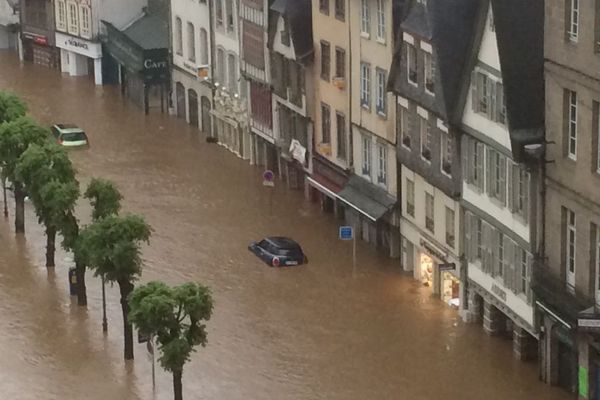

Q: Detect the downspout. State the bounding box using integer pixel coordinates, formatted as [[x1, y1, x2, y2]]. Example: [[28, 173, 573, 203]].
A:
[[347, 0, 353, 170], [208, 0, 217, 138]]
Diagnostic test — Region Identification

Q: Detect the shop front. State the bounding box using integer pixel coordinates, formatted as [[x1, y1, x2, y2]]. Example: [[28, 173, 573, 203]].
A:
[[102, 18, 169, 114], [211, 87, 250, 159], [21, 31, 60, 69], [306, 156, 348, 215], [55, 31, 102, 84]]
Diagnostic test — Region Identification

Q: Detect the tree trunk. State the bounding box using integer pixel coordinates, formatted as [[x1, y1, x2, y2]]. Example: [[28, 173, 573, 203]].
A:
[[2, 176, 7, 218], [13, 182, 24, 233], [118, 279, 135, 360], [75, 259, 87, 306], [173, 370, 183, 400], [45, 226, 56, 267]]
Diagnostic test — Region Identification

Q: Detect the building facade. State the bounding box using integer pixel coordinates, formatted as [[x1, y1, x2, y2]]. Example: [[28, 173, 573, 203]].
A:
[[268, 0, 314, 190], [391, 0, 477, 310], [20, 0, 60, 69], [461, 0, 543, 361], [536, 0, 600, 397], [0, 0, 19, 50], [171, 0, 213, 135], [212, 0, 250, 158]]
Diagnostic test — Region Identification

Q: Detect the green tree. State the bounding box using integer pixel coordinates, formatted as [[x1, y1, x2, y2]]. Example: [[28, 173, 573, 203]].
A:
[[0, 91, 26, 218], [61, 212, 89, 305], [0, 116, 50, 233], [15, 142, 78, 266], [129, 281, 214, 400], [81, 215, 152, 360], [84, 178, 123, 220], [0, 91, 27, 124]]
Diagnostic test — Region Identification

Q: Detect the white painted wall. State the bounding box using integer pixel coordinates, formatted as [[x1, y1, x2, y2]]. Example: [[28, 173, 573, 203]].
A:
[[402, 165, 460, 258], [172, 0, 211, 76], [462, 182, 530, 243], [214, 0, 241, 94], [479, 4, 500, 71], [469, 264, 534, 326], [352, 126, 398, 198]]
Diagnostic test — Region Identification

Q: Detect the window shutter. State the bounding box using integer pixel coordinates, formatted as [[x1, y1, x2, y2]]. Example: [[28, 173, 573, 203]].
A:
[[496, 82, 504, 123], [472, 71, 479, 112], [486, 148, 493, 195], [506, 237, 516, 292], [483, 222, 492, 274], [499, 155, 507, 205], [526, 252, 533, 302], [464, 212, 472, 262], [472, 214, 479, 262], [507, 162, 515, 212], [488, 78, 496, 121], [476, 142, 484, 191], [523, 171, 530, 223], [462, 135, 469, 183]]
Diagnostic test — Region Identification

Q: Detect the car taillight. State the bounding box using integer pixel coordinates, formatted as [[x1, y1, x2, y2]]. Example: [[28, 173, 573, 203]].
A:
[[272, 257, 280, 267]]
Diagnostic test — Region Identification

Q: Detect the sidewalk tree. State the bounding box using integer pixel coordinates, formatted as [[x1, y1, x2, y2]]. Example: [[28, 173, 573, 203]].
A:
[[81, 214, 151, 360], [0, 116, 50, 233], [15, 142, 78, 267], [129, 281, 214, 400], [0, 91, 27, 124], [61, 212, 88, 306], [0, 91, 26, 218], [84, 178, 123, 221]]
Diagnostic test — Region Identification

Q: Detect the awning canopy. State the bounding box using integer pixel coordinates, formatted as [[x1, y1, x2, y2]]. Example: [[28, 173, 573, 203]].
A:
[[337, 176, 396, 222]]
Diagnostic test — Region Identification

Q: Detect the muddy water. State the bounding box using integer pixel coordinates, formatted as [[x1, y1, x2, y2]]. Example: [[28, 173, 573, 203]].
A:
[[0, 52, 568, 400]]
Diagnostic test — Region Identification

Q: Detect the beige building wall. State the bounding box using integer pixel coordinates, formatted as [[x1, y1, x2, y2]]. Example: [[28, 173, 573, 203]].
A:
[[312, 0, 351, 170]]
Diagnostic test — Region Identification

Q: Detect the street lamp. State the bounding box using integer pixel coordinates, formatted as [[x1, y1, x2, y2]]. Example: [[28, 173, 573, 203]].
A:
[[102, 275, 108, 332]]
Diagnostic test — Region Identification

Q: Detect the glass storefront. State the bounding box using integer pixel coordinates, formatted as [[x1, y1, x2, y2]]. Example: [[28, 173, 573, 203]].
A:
[[420, 253, 433, 287], [442, 271, 460, 308]]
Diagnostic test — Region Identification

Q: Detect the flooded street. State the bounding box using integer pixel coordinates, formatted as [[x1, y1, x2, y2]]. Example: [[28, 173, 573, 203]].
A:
[[0, 51, 569, 400]]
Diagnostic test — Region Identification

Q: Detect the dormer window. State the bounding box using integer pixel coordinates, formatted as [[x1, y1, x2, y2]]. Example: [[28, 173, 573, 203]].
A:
[[406, 42, 417, 85], [424, 51, 434, 94], [281, 19, 290, 46], [472, 70, 506, 125]]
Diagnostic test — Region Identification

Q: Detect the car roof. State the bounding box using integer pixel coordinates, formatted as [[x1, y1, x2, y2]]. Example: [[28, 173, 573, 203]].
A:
[[266, 236, 300, 248], [54, 124, 84, 133]]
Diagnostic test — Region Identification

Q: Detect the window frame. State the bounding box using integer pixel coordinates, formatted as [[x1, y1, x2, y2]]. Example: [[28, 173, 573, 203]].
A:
[[425, 192, 434, 233], [399, 104, 410, 149], [406, 178, 415, 217], [567, 209, 576, 277], [336, 111, 346, 160], [568, 90, 578, 160], [362, 135, 372, 176], [56, 0, 67, 32], [360, 62, 371, 109], [78, 4, 91, 39], [321, 41, 331, 81], [420, 116, 431, 161], [335, 0, 345, 21], [67, 1, 79, 36], [406, 42, 417, 85], [319, 0, 330, 15], [175, 17, 183, 56], [377, 143, 387, 185], [361, 0, 370, 36], [321, 103, 331, 143], [187, 22, 196, 62], [375, 68, 387, 116], [445, 207, 455, 248], [335, 47, 346, 79], [376, 0, 385, 41], [441, 131, 452, 176], [424, 51, 434, 95], [568, 0, 579, 42]]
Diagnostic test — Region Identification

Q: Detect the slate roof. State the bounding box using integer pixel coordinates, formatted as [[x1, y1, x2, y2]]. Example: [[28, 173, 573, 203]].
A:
[[389, 0, 479, 121], [491, 0, 544, 133], [269, 0, 313, 62], [123, 13, 169, 50]]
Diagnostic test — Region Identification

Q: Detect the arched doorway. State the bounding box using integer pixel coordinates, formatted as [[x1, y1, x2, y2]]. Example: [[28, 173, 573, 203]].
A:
[[188, 89, 199, 128], [201, 96, 212, 135], [175, 82, 186, 119]]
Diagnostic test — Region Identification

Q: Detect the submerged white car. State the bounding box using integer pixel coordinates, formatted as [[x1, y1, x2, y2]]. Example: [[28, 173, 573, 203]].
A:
[[51, 124, 90, 148]]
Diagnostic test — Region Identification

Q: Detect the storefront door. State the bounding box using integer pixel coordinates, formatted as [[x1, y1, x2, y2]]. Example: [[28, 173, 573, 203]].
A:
[[188, 89, 199, 128], [201, 96, 211, 135], [175, 82, 186, 119], [420, 254, 433, 287], [558, 340, 577, 393]]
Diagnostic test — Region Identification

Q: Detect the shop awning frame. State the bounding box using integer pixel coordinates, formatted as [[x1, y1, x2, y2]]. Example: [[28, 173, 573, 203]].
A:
[[336, 176, 397, 223], [306, 176, 339, 200]]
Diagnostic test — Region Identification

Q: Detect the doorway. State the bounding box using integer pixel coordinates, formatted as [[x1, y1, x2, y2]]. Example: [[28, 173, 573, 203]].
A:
[[175, 82, 186, 119], [201, 96, 211, 135], [188, 89, 199, 128]]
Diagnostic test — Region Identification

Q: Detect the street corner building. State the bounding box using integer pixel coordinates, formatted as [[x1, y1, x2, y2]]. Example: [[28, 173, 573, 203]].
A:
[[19, 0, 60, 68], [101, 0, 170, 113]]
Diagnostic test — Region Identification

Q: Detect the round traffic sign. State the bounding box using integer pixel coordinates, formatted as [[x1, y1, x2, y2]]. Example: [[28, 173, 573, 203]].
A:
[[263, 170, 274, 182]]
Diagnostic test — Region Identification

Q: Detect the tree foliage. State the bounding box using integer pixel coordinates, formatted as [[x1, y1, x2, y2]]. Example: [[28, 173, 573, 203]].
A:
[[0, 116, 50, 182], [84, 178, 123, 221], [0, 91, 27, 124]]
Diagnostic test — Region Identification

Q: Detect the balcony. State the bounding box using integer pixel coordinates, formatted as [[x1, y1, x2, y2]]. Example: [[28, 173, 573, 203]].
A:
[[532, 262, 593, 325]]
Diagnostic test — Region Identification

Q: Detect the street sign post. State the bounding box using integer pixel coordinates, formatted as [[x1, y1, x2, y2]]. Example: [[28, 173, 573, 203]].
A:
[[339, 226, 356, 271]]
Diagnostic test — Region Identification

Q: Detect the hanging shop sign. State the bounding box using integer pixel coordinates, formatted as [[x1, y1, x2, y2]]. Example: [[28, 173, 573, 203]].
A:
[[142, 48, 169, 84], [23, 32, 48, 46]]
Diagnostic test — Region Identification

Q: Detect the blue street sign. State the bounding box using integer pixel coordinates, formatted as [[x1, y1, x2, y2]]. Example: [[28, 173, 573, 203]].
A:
[[339, 226, 353, 240]]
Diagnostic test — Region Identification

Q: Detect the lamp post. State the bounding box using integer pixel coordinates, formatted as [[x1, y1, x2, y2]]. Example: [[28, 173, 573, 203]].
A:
[[102, 275, 108, 333]]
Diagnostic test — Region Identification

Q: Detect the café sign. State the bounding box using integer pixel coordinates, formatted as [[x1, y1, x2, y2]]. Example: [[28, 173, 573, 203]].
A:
[[142, 48, 169, 84]]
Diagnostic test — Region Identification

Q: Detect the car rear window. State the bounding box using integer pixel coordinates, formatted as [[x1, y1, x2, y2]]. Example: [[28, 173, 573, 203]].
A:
[[278, 248, 302, 258], [62, 132, 87, 141]]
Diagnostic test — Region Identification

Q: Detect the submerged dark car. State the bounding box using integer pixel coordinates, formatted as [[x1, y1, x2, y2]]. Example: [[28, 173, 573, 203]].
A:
[[248, 236, 308, 267]]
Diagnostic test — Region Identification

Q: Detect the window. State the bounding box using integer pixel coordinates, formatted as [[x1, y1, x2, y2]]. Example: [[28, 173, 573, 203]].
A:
[[441, 132, 452, 175], [360, 62, 371, 108], [476, 218, 483, 260], [464, 136, 485, 191], [445, 207, 455, 248], [215, 0, 223, 26], [425, 192, 434, 233], [175, 17, 183, 56], [496, 232, 504, 278], [321, 41, 330, 81], [336, 112, 346, 160], [67, 1, 79, 36], [377, 144, 387, 185], [56, 0, 67, 31], [225, 0, 234, 32], [376, 0, 385, 40], [477, 72, 488, 114], [566, 209, 576, 282], [320, 0, 329, 15], [472, 72, 506, 124], [376, 68, 387, 116], [568, 0, 579, 41], [398, 105, 410, 148], [520, 249, 528, 294], [362, 135, 371, 175], [187, 22, 196, 62], [200, 29, 209, 65], [420, 116, 431, 160], [567, 89, 577, 159], [79, 5, 91, 38], [510, 165, 530, 221], [424, 52, 434, 94], [361, 0, 370, 35], [335, 48, 345, 79], [406, 178, 415, 217], [335, 0, 345, 20], [216, 48, 225, 84], [228, 54, 237, 92], [321, 103, 331, 143], [406, 43, 417, 84], [488, 149, 507, 204], [280, 19, 290, 46]]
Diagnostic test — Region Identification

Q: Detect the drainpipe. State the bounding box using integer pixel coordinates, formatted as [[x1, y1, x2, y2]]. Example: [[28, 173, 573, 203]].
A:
[[347, 2, 353, 170], [208, 0, 217, 138]]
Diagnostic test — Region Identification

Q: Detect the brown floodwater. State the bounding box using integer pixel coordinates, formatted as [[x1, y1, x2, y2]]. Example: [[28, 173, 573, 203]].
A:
[[0, 51, 569, 400]]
